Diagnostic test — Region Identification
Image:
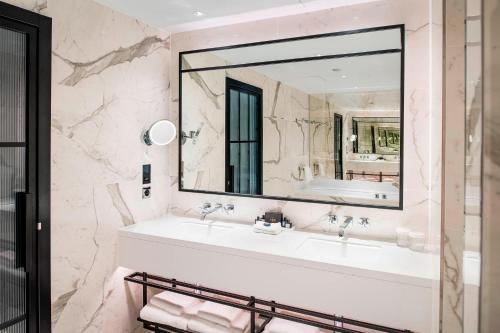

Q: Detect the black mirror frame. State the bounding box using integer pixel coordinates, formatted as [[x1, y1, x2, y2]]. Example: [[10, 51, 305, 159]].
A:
[[178, 24, 405, 210]]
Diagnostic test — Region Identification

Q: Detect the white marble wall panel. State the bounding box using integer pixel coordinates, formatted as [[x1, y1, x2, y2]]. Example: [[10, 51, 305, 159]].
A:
[[441, 0, 466, 331], [480, 0, 500, 330], [170, 0, 441, 261], [3, 0, 171, 332]]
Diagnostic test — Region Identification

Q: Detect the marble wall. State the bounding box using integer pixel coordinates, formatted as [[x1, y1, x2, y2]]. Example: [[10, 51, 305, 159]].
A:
[[480, 0, 500, 330], [441, 0, 466, 331], [170, 0, 440, 243], [2, 0, 447, 332], [170, 1, 443, 327], [3, 0, 171, 332]]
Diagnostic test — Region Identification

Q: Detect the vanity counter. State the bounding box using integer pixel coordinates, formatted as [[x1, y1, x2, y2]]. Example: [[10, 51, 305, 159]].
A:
[[119, 214, 439, 332], [119, 214, 437, 287]]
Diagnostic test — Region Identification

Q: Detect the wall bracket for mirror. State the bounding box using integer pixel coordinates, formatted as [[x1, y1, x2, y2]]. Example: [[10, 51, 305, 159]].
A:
[[181, 129, 201, 145], [143, 120, 176, 146]]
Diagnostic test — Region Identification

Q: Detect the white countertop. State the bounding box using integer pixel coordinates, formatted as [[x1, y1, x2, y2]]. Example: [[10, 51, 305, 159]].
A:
[[120, 214, 442, 288]]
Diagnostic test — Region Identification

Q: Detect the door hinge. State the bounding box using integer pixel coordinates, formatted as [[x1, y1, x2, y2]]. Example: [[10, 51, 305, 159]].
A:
[[37, 222, 42, 231]]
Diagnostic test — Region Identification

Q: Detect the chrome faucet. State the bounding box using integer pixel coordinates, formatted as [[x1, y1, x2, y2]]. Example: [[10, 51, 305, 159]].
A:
[[200, 202, 235, 220], [338, 216, 353, 238], [200, 202, 223, 220]]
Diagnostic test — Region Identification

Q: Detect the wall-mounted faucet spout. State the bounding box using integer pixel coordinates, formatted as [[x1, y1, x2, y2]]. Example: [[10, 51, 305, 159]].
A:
[[200, 202, 223, 220], [200, 202, 234, 220], [338, 216, 353, 238]]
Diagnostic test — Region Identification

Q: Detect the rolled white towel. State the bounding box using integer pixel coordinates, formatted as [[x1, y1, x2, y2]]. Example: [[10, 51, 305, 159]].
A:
[[139, 304, 189, 330], [317, 163, 325, 177], [188, 315, 250, 333], [303, 166, 313, 182], [266, 318, 320, 333], [150, 290, 202, 316], [197, 301, 243, 328]]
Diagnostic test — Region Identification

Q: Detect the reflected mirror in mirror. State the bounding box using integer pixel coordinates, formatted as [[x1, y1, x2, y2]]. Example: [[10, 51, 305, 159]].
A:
[[179, 25, 404, 209]]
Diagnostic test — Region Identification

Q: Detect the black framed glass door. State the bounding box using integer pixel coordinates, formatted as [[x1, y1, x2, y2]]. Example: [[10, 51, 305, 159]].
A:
[[0, 2, 52, 332], [225, 78, 263, 195], [0, 18, 36, 333]]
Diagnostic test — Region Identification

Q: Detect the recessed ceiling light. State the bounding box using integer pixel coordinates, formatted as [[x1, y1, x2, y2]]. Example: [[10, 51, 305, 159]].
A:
[[193, 11, 204, 17], [341, 74, 347, 79]]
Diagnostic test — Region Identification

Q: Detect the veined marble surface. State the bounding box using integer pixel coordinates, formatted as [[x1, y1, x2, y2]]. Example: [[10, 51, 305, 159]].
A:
[[3, 0, 171, 332], [481, 0, 500, 330], [181, 55, 311, 197], [170, 0, 441, 244], [309, 91, 400, 180], [170, 3, 443, 329]]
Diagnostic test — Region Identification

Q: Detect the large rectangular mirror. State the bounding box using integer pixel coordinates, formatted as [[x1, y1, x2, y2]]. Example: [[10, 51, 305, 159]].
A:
[[179, 25, 404, 209]]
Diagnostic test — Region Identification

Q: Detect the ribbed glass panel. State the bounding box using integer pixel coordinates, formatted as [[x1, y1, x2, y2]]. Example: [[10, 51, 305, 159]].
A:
[[0, 27, 26, 143], [0, 24, 27, 333]]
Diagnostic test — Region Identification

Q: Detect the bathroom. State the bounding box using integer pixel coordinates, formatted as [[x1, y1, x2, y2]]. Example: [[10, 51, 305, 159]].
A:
[[0, 0, 498, 332]]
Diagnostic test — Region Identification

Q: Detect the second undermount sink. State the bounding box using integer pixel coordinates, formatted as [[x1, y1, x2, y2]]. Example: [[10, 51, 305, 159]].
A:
[[295, 237, 381, 265]]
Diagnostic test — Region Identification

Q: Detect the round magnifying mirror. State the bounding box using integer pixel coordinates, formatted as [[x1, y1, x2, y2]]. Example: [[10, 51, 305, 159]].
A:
[[144, 120, 176, 146]]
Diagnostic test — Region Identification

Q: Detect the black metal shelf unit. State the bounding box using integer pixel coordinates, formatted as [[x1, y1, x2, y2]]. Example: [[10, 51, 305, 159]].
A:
[[125, 272, 413, 333]]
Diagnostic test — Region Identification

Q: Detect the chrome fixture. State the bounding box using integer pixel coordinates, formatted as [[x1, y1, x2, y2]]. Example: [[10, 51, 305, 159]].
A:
[[338, 216, 353, 238], [181, 129, 201, 145], [200, 202, 222, 220], [200, 202, 235, 220], [223, 203, 235, 214], [327, 214, 337, 224], [359, 217, 370, 227]]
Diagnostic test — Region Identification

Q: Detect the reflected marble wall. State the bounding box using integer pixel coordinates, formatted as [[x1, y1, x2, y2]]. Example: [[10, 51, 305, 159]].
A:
[[3, 0, 171, 332], [309, 90, 400, 180], [181, 57, 311, 197]]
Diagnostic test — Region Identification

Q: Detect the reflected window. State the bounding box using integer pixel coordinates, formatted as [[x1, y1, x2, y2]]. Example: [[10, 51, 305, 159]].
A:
[[225, 78, 262, 195]]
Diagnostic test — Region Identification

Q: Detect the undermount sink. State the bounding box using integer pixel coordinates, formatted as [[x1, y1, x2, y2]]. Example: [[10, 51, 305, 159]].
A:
[[173, 221, 234, 239], [295, 237, 381, 265]]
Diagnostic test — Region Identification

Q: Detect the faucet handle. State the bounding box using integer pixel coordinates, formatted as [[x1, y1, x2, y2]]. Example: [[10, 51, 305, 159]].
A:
[[327, 214, 337, 224], [201, 202, 211, 209], [223, 203, 235, 214], [359, 217, 370, 227]]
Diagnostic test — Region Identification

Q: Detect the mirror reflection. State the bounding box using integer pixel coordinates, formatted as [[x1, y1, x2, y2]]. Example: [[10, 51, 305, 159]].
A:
[[180, 26, 403, 208]]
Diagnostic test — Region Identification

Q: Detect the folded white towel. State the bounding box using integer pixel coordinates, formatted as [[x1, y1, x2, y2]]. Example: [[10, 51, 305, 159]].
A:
[[150, 290, 202, 316], [188, 316, 250, 333], [197, 301, 244, 328], [266, 318, 320, 333], [227, 311, 250, 331], [140, 304, 189, 330]]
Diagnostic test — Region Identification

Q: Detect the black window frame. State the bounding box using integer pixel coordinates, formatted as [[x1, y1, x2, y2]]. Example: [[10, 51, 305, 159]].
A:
[[225, 77, 263, 195]]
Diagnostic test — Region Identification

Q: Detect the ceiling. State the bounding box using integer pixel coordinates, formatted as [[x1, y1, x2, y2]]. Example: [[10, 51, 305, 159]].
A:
[[250, 53, 401, 94], [93, 0, 377, 32]]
